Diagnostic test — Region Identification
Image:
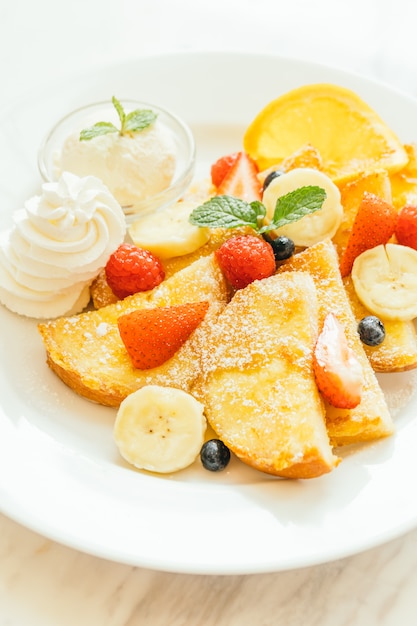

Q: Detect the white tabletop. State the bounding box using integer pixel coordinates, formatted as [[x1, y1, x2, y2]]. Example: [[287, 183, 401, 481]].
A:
[[2, 1, 417, 624]]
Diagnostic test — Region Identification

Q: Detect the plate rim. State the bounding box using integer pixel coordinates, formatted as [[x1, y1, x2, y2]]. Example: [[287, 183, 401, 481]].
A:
[[1, 50, 417, 575]]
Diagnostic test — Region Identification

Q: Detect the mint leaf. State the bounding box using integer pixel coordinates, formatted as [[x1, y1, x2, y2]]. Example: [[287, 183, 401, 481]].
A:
[[79, 121, 119, 141], [79, 97, 157, 141], [123, 109, 157, 133], [189, 195, 266, 229], [112, 96, 125, 126], [189, 186, 326, 234], [259, 186, 326, 233]]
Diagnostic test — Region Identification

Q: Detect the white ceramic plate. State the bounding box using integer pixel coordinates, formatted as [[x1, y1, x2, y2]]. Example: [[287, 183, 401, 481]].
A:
[[1, 52, 417, 575]]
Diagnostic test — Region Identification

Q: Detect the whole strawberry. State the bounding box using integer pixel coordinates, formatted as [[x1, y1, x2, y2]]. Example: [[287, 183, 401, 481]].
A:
[[105, 243, 165, 299], [215, 235, 276, 289], [395, 205, 417, 250]]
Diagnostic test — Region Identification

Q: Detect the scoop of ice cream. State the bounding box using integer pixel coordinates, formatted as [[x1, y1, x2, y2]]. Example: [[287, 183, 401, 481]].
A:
[[59, 120, 176, 209], [0, 171, 126, 319]]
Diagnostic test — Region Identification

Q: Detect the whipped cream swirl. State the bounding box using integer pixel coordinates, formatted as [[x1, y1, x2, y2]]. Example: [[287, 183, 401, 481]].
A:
[[0, 172, 126, 319]]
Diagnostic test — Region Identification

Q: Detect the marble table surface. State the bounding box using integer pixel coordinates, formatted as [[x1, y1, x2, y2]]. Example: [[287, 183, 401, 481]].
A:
[[2, 0, 417, 624]]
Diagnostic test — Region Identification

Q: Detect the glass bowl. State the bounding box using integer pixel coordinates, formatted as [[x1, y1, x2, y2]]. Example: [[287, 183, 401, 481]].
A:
[[38, 99, 196, 223]]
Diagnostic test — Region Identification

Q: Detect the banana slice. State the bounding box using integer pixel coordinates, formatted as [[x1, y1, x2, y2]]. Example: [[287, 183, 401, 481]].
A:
[[128, 200, 210, 259], [352, 243, 417, 321], [114, 385, 207, 473], [262, 168, 343, 247]]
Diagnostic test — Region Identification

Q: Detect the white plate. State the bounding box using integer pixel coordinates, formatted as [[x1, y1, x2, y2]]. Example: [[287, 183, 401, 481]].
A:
[[1, 52, 417, 575]]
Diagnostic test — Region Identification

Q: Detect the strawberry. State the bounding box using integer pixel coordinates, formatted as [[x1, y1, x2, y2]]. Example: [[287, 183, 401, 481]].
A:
[[105, 243, 165, 300], [211, 152, 239, 188], [395, 204, 417, 250], [313, 312, 363, 409], [215, 235, 276, 289], [117, 301, 209, 369], [339, 192, 398, 277], [216, 151, 262, 202]]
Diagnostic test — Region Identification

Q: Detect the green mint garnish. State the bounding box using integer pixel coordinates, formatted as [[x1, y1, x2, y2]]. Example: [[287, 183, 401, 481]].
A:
[[80, 96, 157, 141], [189, 186, 327, 234], [188, 195, 267, 230]]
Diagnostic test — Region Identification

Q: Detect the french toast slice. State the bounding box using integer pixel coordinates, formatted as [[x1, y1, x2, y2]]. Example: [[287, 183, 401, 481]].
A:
[[38, 255, 230, 407], [90, 226, 254, 309], [390, 143, 417, 209], [194, 271, 339, 479], [332, 169, 417, 372], [343, 275, 417, 372], [278, 240, 394, 447]]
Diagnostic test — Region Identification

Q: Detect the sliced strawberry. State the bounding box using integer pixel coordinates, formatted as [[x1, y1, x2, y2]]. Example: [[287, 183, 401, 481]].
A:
[[117, 301, 209, 370], [216, 151, 262, 202], [211, 152, 239, 188], [339, 192, 398, 277], [395, 204, 417, 250], [313, 312, 363, 409]]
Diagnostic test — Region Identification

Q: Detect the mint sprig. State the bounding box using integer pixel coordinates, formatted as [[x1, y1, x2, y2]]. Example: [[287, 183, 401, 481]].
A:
[[189, 186, 326, 234], [80, 96, 157, 141]]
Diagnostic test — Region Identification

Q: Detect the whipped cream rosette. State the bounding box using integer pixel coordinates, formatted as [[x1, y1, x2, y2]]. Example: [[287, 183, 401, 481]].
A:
[[0, 171, 126, 319]]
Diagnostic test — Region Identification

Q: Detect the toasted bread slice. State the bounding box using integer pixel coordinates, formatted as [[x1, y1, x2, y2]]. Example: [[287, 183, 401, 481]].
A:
[[390, 143, 417, 209], [90, 226, 254, 310], [38, 255, 230, 407], [332, 170, 417, 372], [278, 240, 394, 446], [194, 271, 339, 479], [343, 275, 417, 372]]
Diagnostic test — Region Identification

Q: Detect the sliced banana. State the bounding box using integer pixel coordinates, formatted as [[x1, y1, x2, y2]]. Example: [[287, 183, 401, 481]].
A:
[[128, 200, 210, 259], [352, 243, 417, 321], [114, 385, 207, 473], [262, 168, 343, 247]]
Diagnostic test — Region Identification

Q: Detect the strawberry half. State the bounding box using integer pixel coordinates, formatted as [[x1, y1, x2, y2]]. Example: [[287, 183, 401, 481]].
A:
[[395, 204, 417, 250], [117, 301, 209, 370], [313, 312, 363, 409], [339, 192, 398, 277], [216, 151, 262, 202], [211, 152, 240, 188]]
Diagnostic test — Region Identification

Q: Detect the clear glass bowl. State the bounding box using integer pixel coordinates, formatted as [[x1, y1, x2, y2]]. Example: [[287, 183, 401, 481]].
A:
[[38, 99, 196, 223]]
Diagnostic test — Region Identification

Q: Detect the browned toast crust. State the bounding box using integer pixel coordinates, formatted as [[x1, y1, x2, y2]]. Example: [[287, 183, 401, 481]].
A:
[[38, 255, 229, 407]]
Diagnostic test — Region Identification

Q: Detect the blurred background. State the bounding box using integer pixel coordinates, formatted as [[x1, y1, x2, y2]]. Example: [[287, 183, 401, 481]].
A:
[[2, 0, 417, 107]]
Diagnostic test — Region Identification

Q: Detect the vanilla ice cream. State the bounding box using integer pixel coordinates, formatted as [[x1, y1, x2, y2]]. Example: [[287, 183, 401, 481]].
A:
[[59, 119, 176, 209], [0, 171, 126, 319]]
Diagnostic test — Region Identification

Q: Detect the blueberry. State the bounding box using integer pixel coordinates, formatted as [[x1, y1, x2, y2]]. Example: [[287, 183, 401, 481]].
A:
[[200, 439, 231, 472], [263, 234, 295, 262], [262, 170, 283, 192], [358, 316, 386, 346]]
